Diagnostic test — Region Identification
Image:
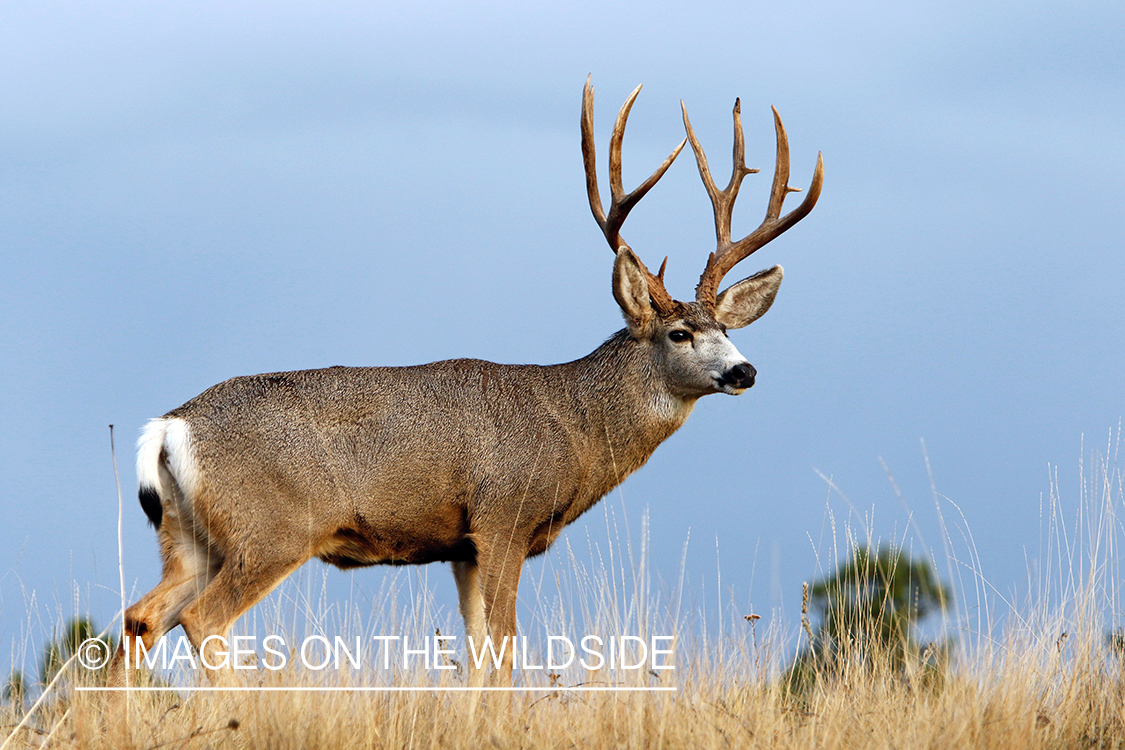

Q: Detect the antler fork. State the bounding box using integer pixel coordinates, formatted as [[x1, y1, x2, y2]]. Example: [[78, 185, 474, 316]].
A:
[[581, 77, 686, 315], [683, 100, 824, 307]]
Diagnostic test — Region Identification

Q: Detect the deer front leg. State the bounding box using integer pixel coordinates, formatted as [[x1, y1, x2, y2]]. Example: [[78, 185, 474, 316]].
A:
[[452, 559, 487, 685], [474, 537, 526, 686]]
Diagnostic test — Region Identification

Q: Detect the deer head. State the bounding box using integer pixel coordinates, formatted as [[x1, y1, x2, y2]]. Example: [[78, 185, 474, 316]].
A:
[[581, 77, 824, 398]]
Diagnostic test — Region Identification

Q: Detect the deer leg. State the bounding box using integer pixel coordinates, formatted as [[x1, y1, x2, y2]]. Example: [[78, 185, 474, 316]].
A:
[[452, 560, 486, 644], [177, 552, 306, 673], [474, 538, 526, 685], [452, 559, 486, 684], [106, 532, 218, 687]]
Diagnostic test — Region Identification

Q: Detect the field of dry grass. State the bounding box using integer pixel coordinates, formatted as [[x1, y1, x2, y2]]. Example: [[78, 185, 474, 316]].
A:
[[3, 441, 1123, 749], [6, 626, 1123, 750]]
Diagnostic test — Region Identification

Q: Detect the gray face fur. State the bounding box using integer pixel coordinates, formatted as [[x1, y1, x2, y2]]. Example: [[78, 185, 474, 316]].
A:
[[613, 247, 781, 400], [655, 311, 752, 397]]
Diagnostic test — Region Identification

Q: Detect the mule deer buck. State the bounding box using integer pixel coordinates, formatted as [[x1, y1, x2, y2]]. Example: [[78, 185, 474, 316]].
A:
[[113, 78, 822, 684]]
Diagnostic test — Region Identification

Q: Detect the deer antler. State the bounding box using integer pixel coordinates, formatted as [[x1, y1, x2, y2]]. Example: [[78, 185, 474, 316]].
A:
[[581, 77, 686, 315], [683, 100, 824, 307]]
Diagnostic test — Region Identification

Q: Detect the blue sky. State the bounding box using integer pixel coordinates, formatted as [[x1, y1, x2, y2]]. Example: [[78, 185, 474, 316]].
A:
[[2, 0, 1123, 677]]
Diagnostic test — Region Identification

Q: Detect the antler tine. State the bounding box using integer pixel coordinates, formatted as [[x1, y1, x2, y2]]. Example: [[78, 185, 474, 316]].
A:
[[686, 101, 824, 306], [682, 99, 761, 255], [580, 77, 609, 236], [605, 88, 687, 243], [581, 77, 687, 314], [764, 106, 794, 221]]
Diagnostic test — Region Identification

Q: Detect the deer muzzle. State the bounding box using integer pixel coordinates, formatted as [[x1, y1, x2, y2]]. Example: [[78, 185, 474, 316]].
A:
[[720, 362, 756, 391]]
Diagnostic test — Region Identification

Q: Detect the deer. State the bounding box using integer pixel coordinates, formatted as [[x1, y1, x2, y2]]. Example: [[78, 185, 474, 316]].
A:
[[109, 78, 822, 686]]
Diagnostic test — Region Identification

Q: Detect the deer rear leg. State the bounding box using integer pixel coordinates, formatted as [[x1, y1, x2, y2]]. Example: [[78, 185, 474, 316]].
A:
[[177, 552, 307, 673], [106, 538, 218, 687]]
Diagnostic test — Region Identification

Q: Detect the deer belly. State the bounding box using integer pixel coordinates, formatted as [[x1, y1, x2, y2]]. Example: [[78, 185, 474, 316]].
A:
[[315, 503, 472, 568]]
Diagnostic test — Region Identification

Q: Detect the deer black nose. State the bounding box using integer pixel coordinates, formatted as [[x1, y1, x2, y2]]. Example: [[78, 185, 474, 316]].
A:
[[724, 362, 756, 389]]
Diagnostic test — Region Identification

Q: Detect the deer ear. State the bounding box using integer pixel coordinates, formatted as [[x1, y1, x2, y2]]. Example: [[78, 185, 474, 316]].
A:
[[613, 247, 654, 333], [714, 265, 783, 329]]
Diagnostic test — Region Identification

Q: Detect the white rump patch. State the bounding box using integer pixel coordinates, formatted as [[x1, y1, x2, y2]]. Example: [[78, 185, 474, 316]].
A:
[[136, 419, 168, 493], [136, 417, 201, 504]]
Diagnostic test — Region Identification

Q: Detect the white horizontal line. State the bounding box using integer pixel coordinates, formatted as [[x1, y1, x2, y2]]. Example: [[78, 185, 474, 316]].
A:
[[78, 686, 676, 693]]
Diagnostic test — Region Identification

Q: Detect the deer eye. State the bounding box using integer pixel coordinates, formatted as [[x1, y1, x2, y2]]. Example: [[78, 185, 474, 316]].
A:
[[668, 330, 693, 344]]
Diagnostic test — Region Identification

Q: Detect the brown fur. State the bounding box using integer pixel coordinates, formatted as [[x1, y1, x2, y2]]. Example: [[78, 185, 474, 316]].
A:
[[112, 301, 756, 685]]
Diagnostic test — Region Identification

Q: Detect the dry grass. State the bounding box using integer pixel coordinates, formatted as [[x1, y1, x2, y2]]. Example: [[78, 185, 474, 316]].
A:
[[3, 437, 1123, 749], [6, 639, 1123, 750]]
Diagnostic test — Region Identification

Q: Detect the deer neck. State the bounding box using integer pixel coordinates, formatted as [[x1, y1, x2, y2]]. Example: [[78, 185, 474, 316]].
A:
[[558, 329, 696, 481]]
